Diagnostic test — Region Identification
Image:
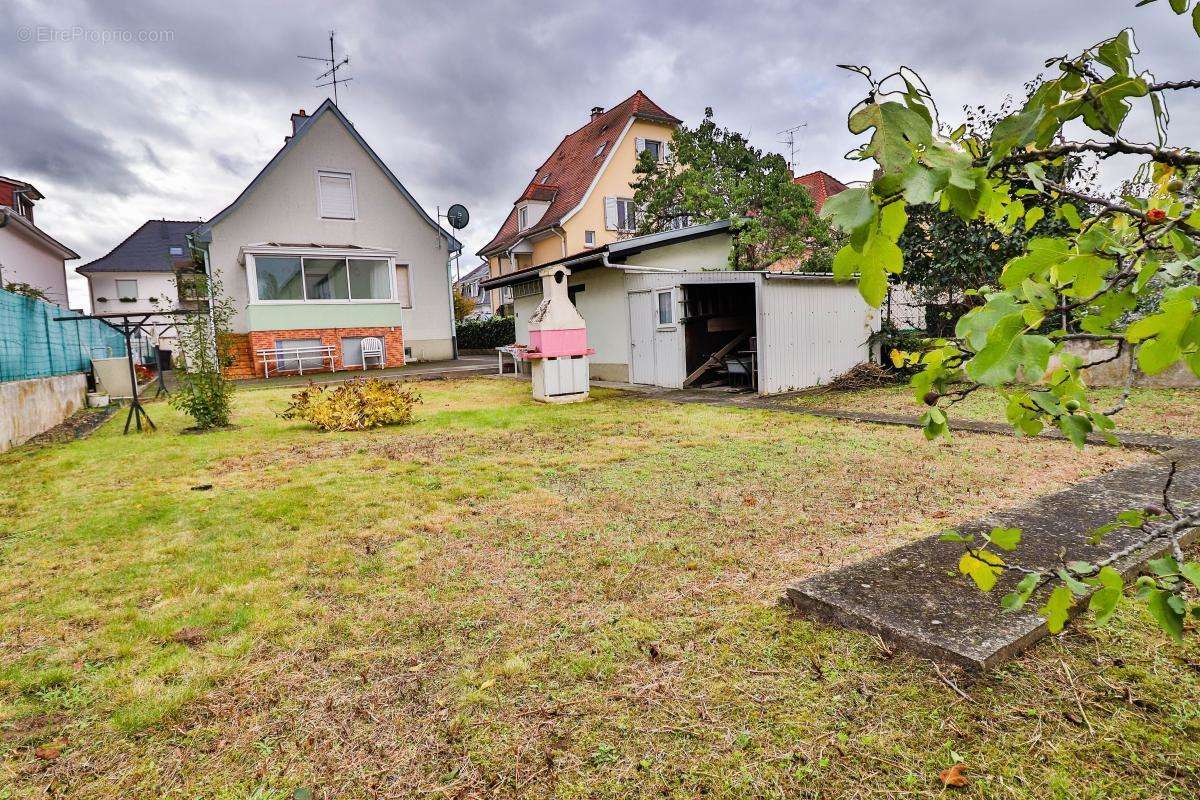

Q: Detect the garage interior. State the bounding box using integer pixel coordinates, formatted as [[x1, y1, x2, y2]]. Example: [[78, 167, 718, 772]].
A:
[[681, 282, 758, 390]]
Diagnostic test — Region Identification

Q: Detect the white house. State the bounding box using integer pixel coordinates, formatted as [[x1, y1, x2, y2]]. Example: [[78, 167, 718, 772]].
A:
[[191, 99, 462, 378], [76, 219, 204, 353], [0, 176, 78, 307], [482, 221, 881, 394], [454, 260, 493, 319]]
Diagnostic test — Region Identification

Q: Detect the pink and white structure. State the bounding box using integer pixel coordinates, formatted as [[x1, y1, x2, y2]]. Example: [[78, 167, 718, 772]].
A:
[[523, 265, 593, 403]]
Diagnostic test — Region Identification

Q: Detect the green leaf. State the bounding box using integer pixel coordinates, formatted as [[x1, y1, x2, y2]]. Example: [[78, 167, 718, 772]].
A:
[[959, 550, 1004, 592], [1097, 30, 1135, 76], [1000, 238, 1070, 289], [1058, 254, 1110, 298], [1078, 75, 1148, 136], [1040, 584, 1074, 633], [849, 101, 933, 173], [1002, 571, 1042, 612], [820, 187, 876, 234], [1193, 4, 1200, 37], [1169, 0, 1188, 12], [1060, 203, 1082, 229], [966, 316, 1054, 385], [989, 106, 1044, 166], [1024, 206, 1045, 231], [1148, 555, 1180, 576], [1088, 566, 1123, 625], [1180, 562, 1200, 591], [1058, 414, 1093, 447], [939, 531, 975, 543], [987, 527, 1022, 552], [1147, 589, 1185, 642], [1057, 568, 1092, 598]]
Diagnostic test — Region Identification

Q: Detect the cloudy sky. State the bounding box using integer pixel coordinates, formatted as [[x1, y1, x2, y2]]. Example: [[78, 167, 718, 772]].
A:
[[2, 0, 1196, 309]]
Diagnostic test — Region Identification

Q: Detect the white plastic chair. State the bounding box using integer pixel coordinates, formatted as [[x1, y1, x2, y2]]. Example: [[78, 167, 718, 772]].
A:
[[360, 336, 385, 370]]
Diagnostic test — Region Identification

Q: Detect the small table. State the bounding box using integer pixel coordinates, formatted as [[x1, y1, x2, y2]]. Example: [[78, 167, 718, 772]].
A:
[[496, 345, 526, 375], [256, 345, 338, 378]]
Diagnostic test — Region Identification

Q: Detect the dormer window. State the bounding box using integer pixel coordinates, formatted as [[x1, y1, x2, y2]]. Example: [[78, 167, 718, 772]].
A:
[[517, 206, 529, 231], [539, 173, 551, 184], [317, 169, 357, 220], [594, 142, 607, 158]]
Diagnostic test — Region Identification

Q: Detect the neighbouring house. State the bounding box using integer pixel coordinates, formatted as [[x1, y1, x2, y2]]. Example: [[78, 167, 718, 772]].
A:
[[191, 99, 462, 378], [478, 90, 681, 317], [454, 261, 493, 319], [76, 219, 208, 353], [481, 220, 880, 393], [0, 176, 79, 307], [792, 169, 850, 213]]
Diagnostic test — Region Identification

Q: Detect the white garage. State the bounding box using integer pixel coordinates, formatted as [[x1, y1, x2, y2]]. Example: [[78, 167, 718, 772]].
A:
[[483, 221, 881, 395]]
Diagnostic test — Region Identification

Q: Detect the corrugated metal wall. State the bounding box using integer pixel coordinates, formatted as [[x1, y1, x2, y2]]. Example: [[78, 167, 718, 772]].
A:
[[757, 277, 880, 393]]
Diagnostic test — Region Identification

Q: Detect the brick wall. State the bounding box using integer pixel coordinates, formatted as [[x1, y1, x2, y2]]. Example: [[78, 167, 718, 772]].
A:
[[224, 326, 405, 379], [221, 333, 255, 379]]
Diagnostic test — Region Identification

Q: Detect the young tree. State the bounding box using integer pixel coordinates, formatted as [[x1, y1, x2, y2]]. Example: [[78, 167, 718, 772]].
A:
[[631, 108, 838, 271], [170, 268, 235, 429], [453, 287, 475, 322], [821, 5, 1200, 640]]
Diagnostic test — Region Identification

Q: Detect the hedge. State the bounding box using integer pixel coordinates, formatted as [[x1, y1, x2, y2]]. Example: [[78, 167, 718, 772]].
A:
[[456, 316, 515, 349]]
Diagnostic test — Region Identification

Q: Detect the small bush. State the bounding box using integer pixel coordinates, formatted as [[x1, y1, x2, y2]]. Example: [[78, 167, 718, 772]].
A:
[[279, 378, 421, 432], [456, 316, 515, 349]]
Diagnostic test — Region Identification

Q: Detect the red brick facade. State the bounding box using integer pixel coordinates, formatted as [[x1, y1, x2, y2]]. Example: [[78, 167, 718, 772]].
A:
[[223, 326, 405, 379]]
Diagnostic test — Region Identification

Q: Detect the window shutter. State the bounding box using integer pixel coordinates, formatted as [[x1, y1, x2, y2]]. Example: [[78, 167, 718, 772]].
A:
[[604, 197, 618, 231], [635, 137, 646, 154], [318, 171, 355, 219], [662, 141, 670, 162], [395, 264, 412, 308]]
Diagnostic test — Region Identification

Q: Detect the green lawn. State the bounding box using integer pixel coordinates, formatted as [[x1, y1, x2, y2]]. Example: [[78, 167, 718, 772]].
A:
[[1, 378, 1197, 798], [787, 384, 1200, 439]]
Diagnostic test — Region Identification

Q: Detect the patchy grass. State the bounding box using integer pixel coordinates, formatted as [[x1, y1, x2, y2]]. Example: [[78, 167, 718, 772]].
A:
[[0, 378, 1196, 799], [788, 384, 1200, 439]]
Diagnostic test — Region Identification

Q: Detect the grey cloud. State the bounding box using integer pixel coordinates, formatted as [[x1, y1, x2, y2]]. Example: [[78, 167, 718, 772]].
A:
[[1, 0, 1196, 280]]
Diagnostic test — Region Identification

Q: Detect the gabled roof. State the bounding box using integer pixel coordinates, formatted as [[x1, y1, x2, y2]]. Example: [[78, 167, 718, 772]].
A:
[[0, 176, 44, 201], [793, 170, 850, 212], [455, 260, 490, 286], [478, 90, 680, 257], [77, 220, 199, 274], [193, 98, 461, 252]]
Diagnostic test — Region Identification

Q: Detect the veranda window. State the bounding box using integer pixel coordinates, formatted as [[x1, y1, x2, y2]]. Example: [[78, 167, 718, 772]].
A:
[[254, 256, 393, 302]]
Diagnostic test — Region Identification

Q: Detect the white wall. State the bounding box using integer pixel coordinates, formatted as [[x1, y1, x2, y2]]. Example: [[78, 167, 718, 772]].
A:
[[0, 373, 87, 452], [617, 233, 733, 271], [512, 266, 632, 381], [206, 111, 454, 360], [85, 271, 180, 345], [0, 225, 70, 306], [757, 277, 880, 393]]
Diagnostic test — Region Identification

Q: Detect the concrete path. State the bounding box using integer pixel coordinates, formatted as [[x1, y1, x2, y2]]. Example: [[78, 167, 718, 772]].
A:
[[236, 355, 497, 391], [785, 446, 1200, 668]]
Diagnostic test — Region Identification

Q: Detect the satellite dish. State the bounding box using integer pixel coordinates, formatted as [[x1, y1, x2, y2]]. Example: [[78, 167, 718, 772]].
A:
[[446, 203, 469, 230]]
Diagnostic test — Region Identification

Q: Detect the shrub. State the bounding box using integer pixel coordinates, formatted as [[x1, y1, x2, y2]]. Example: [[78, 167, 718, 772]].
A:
[[456, 316, 515, 349], [280, 378, 421, 432], [171, 271, 235, 430]]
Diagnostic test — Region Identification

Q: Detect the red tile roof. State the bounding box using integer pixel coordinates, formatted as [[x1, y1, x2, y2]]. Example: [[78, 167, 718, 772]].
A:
[[793, 170, 850, 212], [478, 90, 680, 257]]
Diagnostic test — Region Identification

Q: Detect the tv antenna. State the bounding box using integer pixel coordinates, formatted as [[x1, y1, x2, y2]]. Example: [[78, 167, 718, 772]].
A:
[[778, 122, 807, 175], [299, 30, 352, 105]]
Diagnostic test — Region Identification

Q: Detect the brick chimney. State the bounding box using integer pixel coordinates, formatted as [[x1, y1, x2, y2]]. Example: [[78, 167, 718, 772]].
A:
[[590, 106, 604, 120]]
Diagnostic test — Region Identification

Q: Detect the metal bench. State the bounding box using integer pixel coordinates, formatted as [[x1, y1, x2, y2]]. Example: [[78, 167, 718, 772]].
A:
[[256, 344, 337, 378]]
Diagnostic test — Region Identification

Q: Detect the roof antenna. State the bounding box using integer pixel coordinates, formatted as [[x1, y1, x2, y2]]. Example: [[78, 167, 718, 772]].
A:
[[298, 30, 353, 105], [777, 122, 807, 176]]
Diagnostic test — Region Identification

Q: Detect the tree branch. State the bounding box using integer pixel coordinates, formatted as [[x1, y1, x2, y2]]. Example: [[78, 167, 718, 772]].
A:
[[1148, 79, 1200, 93], [990, 140, 1200, 170]]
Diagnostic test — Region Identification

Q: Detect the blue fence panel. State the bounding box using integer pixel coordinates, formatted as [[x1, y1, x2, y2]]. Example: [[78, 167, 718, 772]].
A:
[[0, 287, 126, 383]]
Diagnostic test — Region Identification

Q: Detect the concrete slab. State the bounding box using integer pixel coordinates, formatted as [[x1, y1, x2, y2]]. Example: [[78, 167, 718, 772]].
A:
[[784, 447, 1200, 669]]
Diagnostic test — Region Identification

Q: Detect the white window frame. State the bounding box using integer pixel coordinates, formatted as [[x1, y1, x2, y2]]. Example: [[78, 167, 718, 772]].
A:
[[315, 169, 358, 220], [637, 138, 664, 161], [584, 230, 596, 247], [517, 205, 529, 231], [655, 288, 676, 330], [245, 247, 399, 305], [115, 278, 139, 300], [615, 198, 637, 232]]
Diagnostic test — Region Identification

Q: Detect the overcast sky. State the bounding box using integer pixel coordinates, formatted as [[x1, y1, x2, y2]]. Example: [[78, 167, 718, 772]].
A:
[[2, 0, 1196, 310]]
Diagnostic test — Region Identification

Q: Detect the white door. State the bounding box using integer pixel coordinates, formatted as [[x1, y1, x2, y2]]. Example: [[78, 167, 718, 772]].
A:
[[628, 291, 656, 385]]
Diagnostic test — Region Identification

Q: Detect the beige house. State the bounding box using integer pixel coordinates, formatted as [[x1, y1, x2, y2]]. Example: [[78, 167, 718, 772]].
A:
[[0, 176, 78, 307], [192, 99, 461, 377], [478, 91, 680, 315]]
